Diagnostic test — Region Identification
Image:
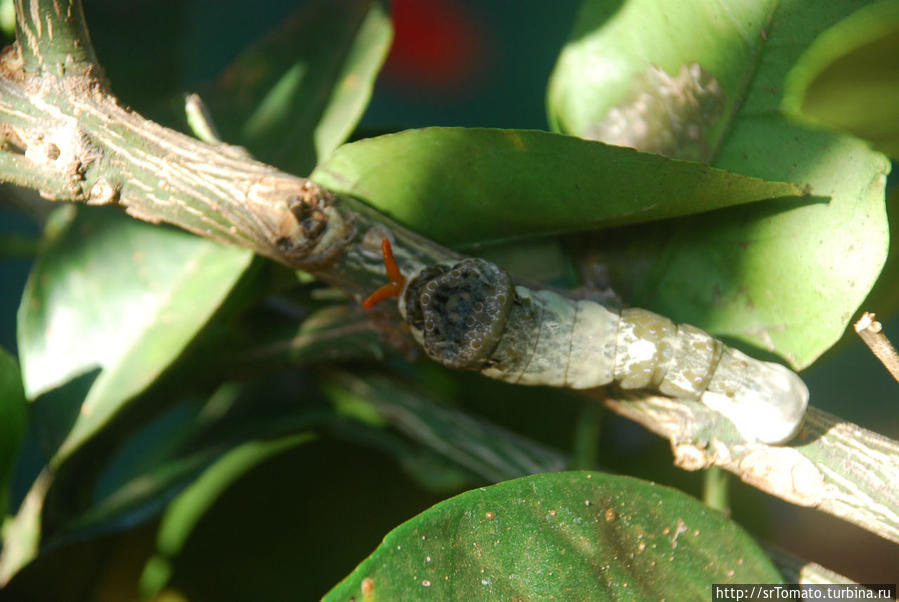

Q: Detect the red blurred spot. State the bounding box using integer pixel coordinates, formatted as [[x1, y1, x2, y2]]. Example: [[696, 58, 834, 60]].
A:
[[384, 0, 486, 94]]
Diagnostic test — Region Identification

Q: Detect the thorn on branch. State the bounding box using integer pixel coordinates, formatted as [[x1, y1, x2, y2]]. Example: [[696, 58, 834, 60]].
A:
[[184, 93, 222, 145]]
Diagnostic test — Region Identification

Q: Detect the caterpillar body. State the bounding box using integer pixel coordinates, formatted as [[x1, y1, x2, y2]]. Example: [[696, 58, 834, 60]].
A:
[[365, 241, 808, 444]]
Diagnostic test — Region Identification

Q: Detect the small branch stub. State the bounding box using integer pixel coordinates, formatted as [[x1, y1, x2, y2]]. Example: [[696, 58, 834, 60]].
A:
[[854, 312, 899, 384], [14, 0, 99, 75]]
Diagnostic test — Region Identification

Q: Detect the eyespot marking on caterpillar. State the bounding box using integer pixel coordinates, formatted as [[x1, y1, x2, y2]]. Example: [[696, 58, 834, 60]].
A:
[[362, 238, 407, 309]]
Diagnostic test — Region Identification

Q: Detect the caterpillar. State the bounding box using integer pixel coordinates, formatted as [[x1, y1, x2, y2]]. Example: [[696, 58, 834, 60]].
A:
[[364, 239, 808, 444]]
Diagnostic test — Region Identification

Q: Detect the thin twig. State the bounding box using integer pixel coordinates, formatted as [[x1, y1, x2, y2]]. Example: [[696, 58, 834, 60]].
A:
[[854, 312, 899, 384]]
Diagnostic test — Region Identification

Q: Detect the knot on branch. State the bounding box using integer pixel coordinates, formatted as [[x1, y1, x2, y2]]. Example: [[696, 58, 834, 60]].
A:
[[246, 176, 355, 267], [23, 118, 101, 199], [0, 45, 25, 83], [285, 180, 331, 244]]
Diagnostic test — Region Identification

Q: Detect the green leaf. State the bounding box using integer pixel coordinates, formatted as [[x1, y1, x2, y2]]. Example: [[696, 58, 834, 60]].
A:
[[312, 127, 806, 246], [601, 131, 887, 370], [17, 207, 252, 461], [546, 0, 890, 368], [208, 0, 392, 174], [63, 400, 222, 536], [245, 304, 385, 365], [35, 298, 383, 551], [0, 0, 14, 38], [860, 187, 899, 321], [329, 420, 479, 495], [138, 433, 314, 598], [0, 469, 50, 585], [50, 381, 330, 544], [324, 472, 781, 600], [0, 347, 26, 518], [325, 371, 567, 483], [134, 436, 453, 601], [9, 300, 354, 580], [547, 0, 776, 155], [783, 1, 899, 159]]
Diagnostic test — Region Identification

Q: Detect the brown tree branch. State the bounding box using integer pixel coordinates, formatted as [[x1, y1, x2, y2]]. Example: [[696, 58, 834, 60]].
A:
[[0, 41, 358, 267], [0, 7, 456, 304], [602, 392, 899, 544]]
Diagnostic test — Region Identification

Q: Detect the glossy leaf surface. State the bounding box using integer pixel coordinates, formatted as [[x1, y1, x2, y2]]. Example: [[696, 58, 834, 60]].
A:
[[545, 0, 890, 368], [325, 472, 781, 600], [17, 208, 252, 461], [208, 0, 392, 174], [783, 0, 899, 159], [313, 127, 805, 245]]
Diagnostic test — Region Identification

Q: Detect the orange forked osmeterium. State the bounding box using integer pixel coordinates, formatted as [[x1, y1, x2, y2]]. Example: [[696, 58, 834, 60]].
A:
[[362, 239, 407, 309]]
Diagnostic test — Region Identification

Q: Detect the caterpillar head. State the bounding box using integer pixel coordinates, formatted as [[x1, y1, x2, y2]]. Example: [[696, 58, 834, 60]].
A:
[[362, 239, 514, 370], [401, 258, 514, 369]]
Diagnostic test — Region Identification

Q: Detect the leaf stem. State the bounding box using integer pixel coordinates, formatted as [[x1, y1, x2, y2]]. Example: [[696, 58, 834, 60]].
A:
[[702, 466, 730, 513], [570, 402, 602, 471]]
